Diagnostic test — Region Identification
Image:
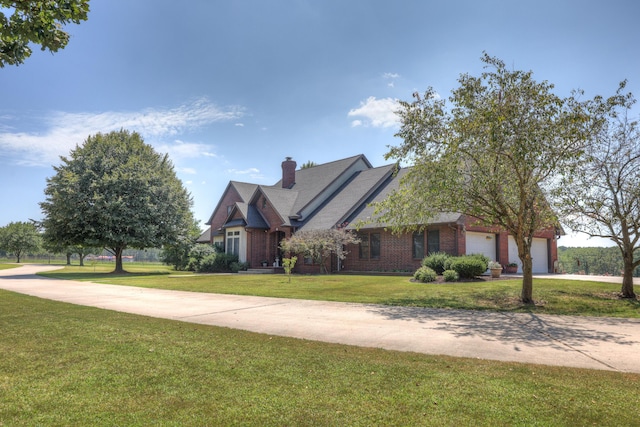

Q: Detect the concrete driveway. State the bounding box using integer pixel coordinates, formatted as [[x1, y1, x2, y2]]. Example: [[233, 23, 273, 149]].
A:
[[1, 264, 639, 373]]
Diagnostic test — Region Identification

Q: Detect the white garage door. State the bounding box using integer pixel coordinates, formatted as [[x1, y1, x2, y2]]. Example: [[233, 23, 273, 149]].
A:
[[465, 232, 497, 261], [508, 236, 549, 274]]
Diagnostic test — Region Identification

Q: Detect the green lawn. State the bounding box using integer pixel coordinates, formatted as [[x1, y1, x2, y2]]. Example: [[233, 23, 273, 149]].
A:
[[1, 290, 638, 426], [38, 265, 640, 318]]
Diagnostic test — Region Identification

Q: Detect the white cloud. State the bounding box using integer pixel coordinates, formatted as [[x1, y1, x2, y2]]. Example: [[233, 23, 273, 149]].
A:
[[347, 97, 401, 128], [155, 140, 218, 161], [227, 167, 265, 181], [383, 73, 399, 88], [0, 98, 244, 167], [227, 167, 260, 175]]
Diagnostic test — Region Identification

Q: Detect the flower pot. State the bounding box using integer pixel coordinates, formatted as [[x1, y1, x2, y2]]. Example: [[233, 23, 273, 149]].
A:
[[490, 268, 502, 278]]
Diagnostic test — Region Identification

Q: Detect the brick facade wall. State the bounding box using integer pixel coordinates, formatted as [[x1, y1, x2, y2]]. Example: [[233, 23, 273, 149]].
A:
[[340, 225, 461, 273], [334, 221, 558, 274]]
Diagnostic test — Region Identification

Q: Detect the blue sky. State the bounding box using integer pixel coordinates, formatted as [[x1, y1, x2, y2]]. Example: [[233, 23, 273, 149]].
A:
[[1, 0, 638, 247]]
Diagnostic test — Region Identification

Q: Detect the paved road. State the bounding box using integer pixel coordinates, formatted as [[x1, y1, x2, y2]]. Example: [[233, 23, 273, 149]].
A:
[[1, 264, 639, 373]]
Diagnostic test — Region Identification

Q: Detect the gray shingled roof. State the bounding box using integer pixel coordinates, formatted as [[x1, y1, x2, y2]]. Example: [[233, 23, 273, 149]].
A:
[[347, 167, 463, 229], [231, 181, 259, 201], [301, 164, 395, 230], [208, 155, 466, 233], [272, 155, 370, 216], [196, 227, 211, 243]]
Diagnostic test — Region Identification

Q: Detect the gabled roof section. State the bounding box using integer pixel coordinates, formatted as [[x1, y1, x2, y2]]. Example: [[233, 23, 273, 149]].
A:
[[232, 181, 260, 201], [206, 181, 258, 225], [246, 204, 269, 229], [347, 167, 463, 229], [196, 227, 211, 243], [274, 154, 373, 219], [223, 201, 269, 229], [207, 154, 377, 230], [301, 164, 396, 231], [256, 186, 299, 226]]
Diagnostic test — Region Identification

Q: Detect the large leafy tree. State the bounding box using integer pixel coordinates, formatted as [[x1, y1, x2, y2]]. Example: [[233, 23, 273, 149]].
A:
[[556, 88, 639, 298], [1, 0, 90, 67], [40, 129, 195, 273], [376, 53, 609, 304], [0, 221, 41, 262]]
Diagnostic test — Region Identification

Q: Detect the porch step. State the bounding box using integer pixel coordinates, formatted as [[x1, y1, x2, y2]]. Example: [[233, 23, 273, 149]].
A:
[[239, 268, 276, 274]]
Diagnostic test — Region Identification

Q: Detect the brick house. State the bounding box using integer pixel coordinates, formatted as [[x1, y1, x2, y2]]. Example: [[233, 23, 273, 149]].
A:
[[202, 155, 561, 274]]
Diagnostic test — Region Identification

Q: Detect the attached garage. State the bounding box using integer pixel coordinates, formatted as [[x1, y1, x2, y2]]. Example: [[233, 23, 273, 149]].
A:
[[465, 231, 498, 261], [508, 236, 550, 274]]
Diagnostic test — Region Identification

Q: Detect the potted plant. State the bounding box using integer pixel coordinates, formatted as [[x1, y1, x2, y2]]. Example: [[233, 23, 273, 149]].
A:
[[488, 261, 502, 278], [261, 260, 269, 267], [506, 262, 518, 274]]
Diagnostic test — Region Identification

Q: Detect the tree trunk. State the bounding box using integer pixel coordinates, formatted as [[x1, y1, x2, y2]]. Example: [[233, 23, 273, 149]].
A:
[[515, 234, 535, 304], [79, 253, 85, 267], [521, 254, 534, 304], [621, 256, 637, 298], [114, 247, 125, 274], [66, 252, 72, 265]]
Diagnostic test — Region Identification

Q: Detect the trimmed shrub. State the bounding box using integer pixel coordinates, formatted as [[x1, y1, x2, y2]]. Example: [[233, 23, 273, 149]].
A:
[[413, 266, 437, 283], [443, 269, 459, 282], [421, 252, 450, 275], [445, 255, 488, 279], [230, 261, 249, 273], [186, 244, 216, 272], [198, 253, 239, 273]]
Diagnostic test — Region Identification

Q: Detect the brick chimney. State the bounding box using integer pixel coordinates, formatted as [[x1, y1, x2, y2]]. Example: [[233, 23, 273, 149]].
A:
[[281, 157, 296, 189]]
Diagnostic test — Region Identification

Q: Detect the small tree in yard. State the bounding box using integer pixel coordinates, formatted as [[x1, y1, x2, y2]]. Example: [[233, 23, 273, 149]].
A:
[[375, 53, 621, 304], [280, 229, 360, 274], [0, 221, 41, 263], [40, 129, 195, 274], [282, 256, 297, 283], [556, 85, 639, 298]]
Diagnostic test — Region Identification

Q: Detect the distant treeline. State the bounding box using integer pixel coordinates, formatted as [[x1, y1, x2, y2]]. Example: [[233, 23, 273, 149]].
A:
[[558, 246, 640, 277]]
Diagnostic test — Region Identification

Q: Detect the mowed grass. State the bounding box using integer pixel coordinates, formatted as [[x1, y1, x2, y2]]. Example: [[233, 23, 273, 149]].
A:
[[1, 290, 639, 426], [39, 264, 640, 318]]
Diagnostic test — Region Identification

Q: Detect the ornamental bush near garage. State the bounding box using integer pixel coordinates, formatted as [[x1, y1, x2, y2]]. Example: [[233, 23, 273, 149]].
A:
[[421, 252, 450, 275], [443, 269, 459, 282], [445, 254, 489, 279]]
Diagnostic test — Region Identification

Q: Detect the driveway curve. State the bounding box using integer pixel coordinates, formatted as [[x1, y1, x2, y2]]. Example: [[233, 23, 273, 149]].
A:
[[1, 264, 639, 373]]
